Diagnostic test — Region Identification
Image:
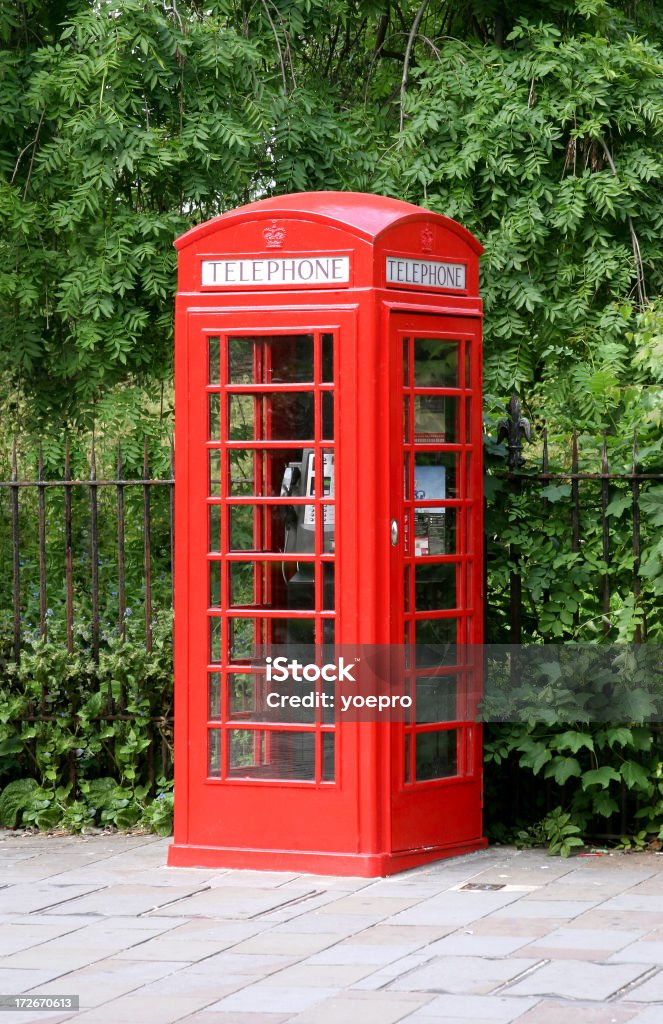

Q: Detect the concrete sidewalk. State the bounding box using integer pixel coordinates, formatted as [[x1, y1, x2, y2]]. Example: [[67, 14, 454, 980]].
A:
[[1, 832, 662, 1024]]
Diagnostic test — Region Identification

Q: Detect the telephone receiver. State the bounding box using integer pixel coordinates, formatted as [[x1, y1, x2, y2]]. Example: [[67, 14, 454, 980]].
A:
[[280, 463, 301, 533]]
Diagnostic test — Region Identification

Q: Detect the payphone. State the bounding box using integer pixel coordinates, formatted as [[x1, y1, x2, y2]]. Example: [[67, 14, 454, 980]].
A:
[[281, 450, 335, 636]]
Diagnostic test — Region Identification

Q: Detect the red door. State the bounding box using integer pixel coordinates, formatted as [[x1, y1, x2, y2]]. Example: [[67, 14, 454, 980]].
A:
[[178, 308, 361, 858], [389, 311, 484, 853]]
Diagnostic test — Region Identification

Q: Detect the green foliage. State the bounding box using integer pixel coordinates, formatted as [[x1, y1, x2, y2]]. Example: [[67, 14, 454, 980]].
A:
[[0, 609, 173, 834], [514, 806, 585, 857], [1, 2, 661, 425], [0, 777, 38, 827]]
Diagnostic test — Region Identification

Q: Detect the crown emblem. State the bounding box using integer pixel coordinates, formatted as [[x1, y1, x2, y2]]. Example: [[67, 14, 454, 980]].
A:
[[263, 220, 286, 249], [421, 226, 434, 253]]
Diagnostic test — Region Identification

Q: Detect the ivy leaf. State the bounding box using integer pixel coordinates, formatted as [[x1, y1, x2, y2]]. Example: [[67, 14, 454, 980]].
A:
[[540, 483, 572, 502], [620, 761, 653, 791], [582, 767, 622, 789]]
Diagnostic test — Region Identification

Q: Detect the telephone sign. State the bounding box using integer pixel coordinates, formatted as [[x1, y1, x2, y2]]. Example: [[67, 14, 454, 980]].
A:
[[169, 192, 485, 876]]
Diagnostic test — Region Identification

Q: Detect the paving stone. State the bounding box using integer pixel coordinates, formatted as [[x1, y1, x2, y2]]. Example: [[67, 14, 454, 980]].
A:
[[517, 927, 643, 960], [344, 924, 453, 945], [0, 882, 105, 915], [597, 894, 663, 914], [398, 993, 539, 1022], [489, 900, 595, 920], [306, 942, 422, 966], [504, 960, 651, 1000], [205, 983, 339, 1014], [112, 937, 228, 962], [566, 910, 661, 933], [179, 1014, 291, 1024], [267, 963, 376, 987], [509, 1000, 640, 1023], [186, 951, 298, 978], [46, 957, 188, 1008], [607, 940, 663, 965], [70, 994, 218, 1023], [41, 883, 207, 918], [229, 932, 339, 956], [316, 895, 423, 916], [0, 968, 66, 990], [0, 921, 88, 956], [460, 919, 559, 939], [157, 920, 264, 943], [386, 955, 541, 995], [389, 891, 523, 927], [627, 1006, 663, 1024], [622, 968, 663, 1002], [423, 934, 536, 957], [154, 886, 323, 920], [351, 951, 435, 990], [278, 990, 429, 1024]]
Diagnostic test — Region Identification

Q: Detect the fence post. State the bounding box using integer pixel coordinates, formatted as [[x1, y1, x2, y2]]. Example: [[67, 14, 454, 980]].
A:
[[497, 395, 532, 642], [90, 437, 100, 663], [11, 440, 20, 664], [64, 437, 74, 655]]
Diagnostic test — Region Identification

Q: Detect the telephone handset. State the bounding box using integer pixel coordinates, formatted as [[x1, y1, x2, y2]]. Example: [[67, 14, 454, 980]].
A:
[[280, 449, 335, 554]]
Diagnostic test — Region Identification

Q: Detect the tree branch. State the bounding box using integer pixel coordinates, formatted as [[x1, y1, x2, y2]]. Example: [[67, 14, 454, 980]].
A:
[[400, 0, 430, 133], [600, 138, 648, 306]]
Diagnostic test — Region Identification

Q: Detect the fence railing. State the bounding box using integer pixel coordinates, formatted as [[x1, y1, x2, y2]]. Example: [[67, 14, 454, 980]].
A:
[[1, 438, 174, 662], [488, 396, 663, 645]]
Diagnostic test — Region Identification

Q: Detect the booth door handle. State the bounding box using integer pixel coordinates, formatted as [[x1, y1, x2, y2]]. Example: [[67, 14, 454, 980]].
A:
[[390, 519, 399, 546]]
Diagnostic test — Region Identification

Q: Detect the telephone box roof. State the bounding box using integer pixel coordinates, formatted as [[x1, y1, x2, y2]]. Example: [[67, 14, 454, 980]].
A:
[[175, 191, 483, 254]]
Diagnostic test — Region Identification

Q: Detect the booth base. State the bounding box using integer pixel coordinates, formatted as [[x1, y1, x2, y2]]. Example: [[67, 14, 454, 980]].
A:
[[167, 837, 488, 877]]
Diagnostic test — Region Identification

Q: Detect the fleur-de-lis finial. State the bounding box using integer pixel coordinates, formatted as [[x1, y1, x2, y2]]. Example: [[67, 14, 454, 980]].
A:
[[263, 220, 286, 249], [497, 394, 532, 470]]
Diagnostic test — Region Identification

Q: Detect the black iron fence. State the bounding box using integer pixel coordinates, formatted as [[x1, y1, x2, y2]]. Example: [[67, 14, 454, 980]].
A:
[[487, 396, 663, 646], [1, 438, 174, 662]]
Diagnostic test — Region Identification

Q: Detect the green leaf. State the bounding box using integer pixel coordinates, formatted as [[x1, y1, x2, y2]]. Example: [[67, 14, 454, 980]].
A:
[[582, 767, 622, 789]]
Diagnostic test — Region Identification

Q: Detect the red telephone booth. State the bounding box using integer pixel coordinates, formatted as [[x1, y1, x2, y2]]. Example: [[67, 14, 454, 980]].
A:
[[168, 192, 486, 876]]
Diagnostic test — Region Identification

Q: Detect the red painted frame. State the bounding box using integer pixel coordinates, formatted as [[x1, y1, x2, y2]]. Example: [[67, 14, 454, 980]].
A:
[[169, 192, 486, 875]]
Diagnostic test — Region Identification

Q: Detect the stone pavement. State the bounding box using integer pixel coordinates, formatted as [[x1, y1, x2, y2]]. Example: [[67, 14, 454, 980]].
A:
[[1, 833, 662, 1024]]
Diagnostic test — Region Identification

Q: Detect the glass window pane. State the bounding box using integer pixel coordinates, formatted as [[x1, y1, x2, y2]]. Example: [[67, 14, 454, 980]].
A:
[[403, 336, 411, 386], [227, 392, 317, 442], [209, 560, 221, 608], [208, 449, 221, 496], [227, 730, 316, 780], [229, 335, 314, 384], [228, 672, 257, 719], [322, 392, 334, 440], [415, 618, 457, 666], [415, 452, 457, 499], [228, 394, 257, 442], [208, 392, 220, 441], [208, 673, 221, 720], [322, 333, 334, 383], [416, 728, 458, 780], [208, 729, 222, 777], [414, 338, 460, 388], [404, 732, 412, 784], [208, 336, 220, 385], [227, 561, 315, 611], [322, 733, 335, 781], [414, 510, 455, 557], [209, 617, 222, 664], [323, 563, 335, 610], [208, 504, 221, 553], [415, 563, 457, 610], [414, 395, 458, 443], [228, 617, 254, 662], [415, 676, 458, 723]]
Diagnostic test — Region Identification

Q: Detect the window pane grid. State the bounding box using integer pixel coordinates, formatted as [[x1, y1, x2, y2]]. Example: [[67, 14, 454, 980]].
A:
[[206, 330, 336, 785]]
